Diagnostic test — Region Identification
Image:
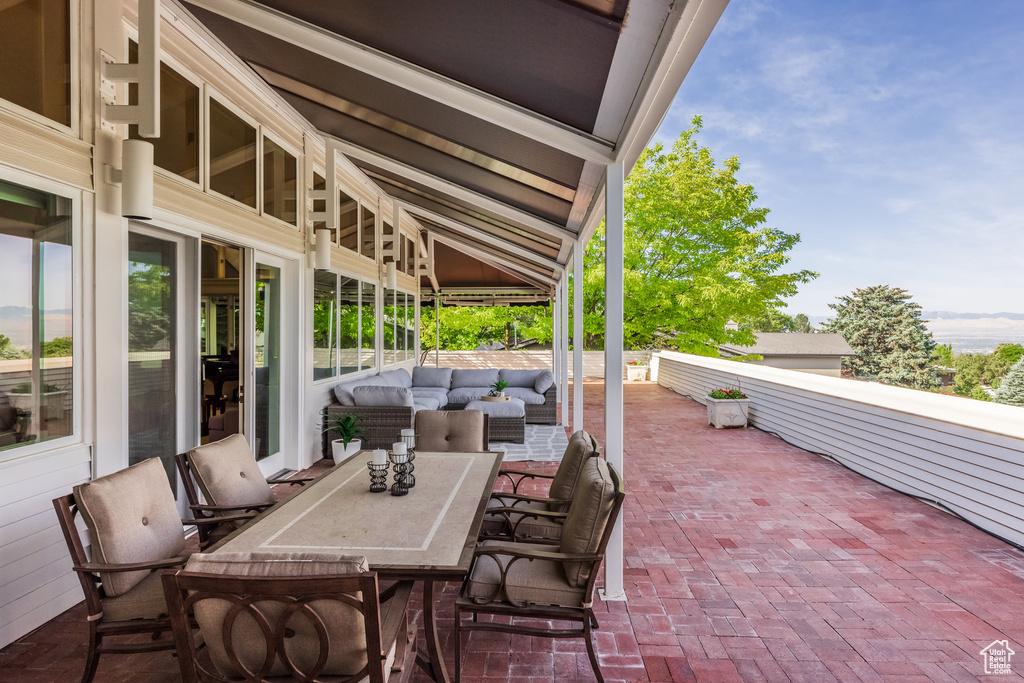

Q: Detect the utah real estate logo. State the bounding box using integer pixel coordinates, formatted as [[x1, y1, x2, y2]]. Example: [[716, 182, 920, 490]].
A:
[[981, 640, 1015, 675]]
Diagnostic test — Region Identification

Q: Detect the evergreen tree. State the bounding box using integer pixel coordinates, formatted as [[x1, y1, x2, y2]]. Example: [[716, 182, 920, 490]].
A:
[[994, 357, 1024, 407], [823, 285, 939, 390]]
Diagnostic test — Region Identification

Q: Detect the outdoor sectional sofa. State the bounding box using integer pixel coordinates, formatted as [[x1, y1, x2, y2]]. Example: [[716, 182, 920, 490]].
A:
[[323, 366, 556, 452]]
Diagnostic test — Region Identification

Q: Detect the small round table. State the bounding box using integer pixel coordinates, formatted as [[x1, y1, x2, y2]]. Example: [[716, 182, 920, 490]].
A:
[[465, 397, 526, 444]]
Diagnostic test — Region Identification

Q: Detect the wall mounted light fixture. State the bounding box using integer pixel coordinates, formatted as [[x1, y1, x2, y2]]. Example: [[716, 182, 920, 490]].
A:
[[315, 228, 332, 269], [105, 139, 155, 220]]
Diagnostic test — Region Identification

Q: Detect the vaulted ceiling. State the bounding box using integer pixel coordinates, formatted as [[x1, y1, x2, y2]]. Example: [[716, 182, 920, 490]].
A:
[[184, 0, 728, 294]]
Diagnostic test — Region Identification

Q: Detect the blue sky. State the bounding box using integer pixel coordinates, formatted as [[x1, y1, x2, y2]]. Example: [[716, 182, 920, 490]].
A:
[[660, 0, 1024, 316]]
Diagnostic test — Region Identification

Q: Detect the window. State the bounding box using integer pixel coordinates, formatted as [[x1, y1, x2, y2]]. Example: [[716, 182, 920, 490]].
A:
[[263, 137, 297, 225], [0, 0, 71, 126], [396, 292, 406, 362], [312, 270, 336, 381], [0, 179, 73, 452], [361, 205, 376, 260], [338, 277, 359, 375], [209, 99, 256, 208], [128, 41, 199, 183], [361, 282, 376, 370], [405, 235, 416, 276], [382, 289, 396, 366], [312, 273, 378, 380], [338, 188, 357, 252], [406, 294, 416, 361]]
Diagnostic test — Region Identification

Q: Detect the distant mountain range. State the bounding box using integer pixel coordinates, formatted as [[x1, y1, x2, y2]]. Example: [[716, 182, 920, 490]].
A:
[[921, 311, 1024, 321], [805, 311, 1024, 354]]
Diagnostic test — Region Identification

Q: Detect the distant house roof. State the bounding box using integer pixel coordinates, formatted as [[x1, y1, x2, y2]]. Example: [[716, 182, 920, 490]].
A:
[[719, 333, 856, 358]]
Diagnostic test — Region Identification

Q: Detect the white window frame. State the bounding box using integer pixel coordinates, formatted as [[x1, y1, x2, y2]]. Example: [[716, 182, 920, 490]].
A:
[[204, 88, 261, 215], [0, 166, 84, 465], [310, 267, 379, 384], [260, 129, 302, 230]]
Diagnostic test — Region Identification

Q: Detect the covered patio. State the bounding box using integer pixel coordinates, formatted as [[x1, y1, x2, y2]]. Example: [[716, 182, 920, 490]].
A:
[[5, 380, 1021, 682]]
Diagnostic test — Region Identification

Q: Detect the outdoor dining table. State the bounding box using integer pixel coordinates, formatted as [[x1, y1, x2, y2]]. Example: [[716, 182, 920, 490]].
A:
[[209, 449, 503, 683]]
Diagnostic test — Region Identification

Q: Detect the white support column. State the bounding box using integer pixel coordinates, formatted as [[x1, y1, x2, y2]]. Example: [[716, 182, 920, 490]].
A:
[[572, 243, 584, 432], [601, 162, 626, 602], [551, 287, 559, 401], [560, 274, 569, 427]]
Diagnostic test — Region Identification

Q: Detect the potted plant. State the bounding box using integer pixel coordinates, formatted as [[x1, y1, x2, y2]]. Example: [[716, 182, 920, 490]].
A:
[[705, 386, 751, 429], [626, 360, 647, 381], [488, 379, 509, 398], [324, 414, 364, 464]]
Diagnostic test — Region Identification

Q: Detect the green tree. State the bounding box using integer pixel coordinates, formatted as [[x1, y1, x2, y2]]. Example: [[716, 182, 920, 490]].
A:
[[823, 285, 939, 390], [931, 343, 954, 367], [579, 117, 816, 353], [0, 334, 24, 360], [994, 357, 1024, 407], [739, 311, 814, 333], [41, 337, 72, 357], [420, 305, 552, 351]]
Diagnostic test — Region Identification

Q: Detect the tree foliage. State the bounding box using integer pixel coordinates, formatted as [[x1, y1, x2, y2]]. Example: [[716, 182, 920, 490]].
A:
[[420, 305, 552, 351], [823, 285, 938, 389], [994, 357, 1024, 407], [577, 117, 816, 353], [739, 311, 814, 333]]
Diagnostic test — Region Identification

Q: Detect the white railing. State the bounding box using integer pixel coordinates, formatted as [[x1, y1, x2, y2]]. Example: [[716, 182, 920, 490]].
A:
[[653, 350, 1024, 548]]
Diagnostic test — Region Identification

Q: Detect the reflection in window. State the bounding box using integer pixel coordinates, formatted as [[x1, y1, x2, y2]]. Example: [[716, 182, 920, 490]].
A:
[[382, 289, 395, 366], [361, 282, 376, 371], [0, 179, 73, 452], [312, 270, 336, 381], [129, 41, 199, 182], [405, 235, 416, 276], [396, 292, 406, 362], [209, 99, 256, 208], [128, 232, 177, 489], [263, 137, 297, 225], [338, 188, 358, 252], [0, 0, 70, 126], [361, 205, 376, 260], [338, 277, 359, 376]]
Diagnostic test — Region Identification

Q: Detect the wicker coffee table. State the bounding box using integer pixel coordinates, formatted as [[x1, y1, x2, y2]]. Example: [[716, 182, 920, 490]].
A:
[[466, 397, 526, 444]]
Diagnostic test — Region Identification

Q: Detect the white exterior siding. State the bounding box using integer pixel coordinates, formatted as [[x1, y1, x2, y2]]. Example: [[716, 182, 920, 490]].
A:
[[653, 350, 1024, 549]]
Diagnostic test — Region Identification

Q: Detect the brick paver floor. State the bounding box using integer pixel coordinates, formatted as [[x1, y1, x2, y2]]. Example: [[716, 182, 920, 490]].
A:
[[4, 381, 1024, 681]]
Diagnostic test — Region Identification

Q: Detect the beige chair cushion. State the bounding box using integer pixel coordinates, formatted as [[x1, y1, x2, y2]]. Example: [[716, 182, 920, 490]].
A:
[[187, 433, 274, 508], [547, 430, 598, 510], [560, 458, 616, 588], [480, 497, 564, 540], [414, 410, 487, 452], [466, 540, 585, 608], [101, 570, 171, 621], [73, 457, 185, 597], [185, 551, 373, 679]]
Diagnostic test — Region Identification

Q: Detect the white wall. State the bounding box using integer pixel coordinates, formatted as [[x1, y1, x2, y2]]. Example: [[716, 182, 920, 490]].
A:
[[654, 350, 1024, 548]]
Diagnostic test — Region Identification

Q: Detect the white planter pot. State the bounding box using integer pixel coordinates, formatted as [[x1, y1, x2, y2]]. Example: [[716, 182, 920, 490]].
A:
[[626, 365, 647, 381], [705, 397, 751, 429], [331, 438, 362, 464]]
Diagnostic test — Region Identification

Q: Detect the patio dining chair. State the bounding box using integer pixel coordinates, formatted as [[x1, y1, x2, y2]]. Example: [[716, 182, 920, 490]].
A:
[[413, 409, 489, 452], [161, 551, 418, 683], [479, 429, 600, 541], [454, 458, 625, 683], [53, 457, 249, 683], [176, 433, 314, 549]]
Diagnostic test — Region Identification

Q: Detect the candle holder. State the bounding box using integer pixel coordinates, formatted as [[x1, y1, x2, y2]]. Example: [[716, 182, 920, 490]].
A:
[[367, 461, 389, 493], [406, 450, 416, 488], [399, 431, 417, 488], [389, 451, 410, 496]]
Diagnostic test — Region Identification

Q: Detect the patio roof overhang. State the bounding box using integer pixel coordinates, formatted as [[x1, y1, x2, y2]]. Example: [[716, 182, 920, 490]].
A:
[[181, 0, 729, 295]]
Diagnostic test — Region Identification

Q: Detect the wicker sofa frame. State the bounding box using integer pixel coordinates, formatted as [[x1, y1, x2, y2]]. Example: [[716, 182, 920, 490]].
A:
[[322, 385, 555, 455]]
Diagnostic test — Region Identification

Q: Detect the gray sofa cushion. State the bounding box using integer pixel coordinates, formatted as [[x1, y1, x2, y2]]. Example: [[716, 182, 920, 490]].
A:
[[499, 369, 542, 388], [378, 369, 412, 388], [411, 387, 449, 407], [412, 366, 453, 389], [466, 398, 526, 417], [352, 385, 414, 408], [333, 375, 386, 406], [504, 387, 545, 405], [412, 396, 441, 411], [447, 386, 492, 404], [534, 369, 554, 394], [451, 368, 498, 388]]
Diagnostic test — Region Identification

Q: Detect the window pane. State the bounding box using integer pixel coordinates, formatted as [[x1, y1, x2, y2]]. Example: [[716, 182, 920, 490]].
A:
[[128, 41, 199, 182], [338, 189, 357, 252], [361, 206, 376, 260], [339, 277, 359, 376], [0, 0, 70, 126], [209, 99, 256, 208], [360, 282, 375, 371], [0, 179, 73, 452], [405, 235, 416, 276], [128, 232, 177, 490], [312, 270, 336, 381], [263, 137, 297, 225], [406, 294, 415, 362], [312, 172, 326, 233], [383, 288, 396, 366], [255, 264, 281, 460], [396, 291, 406, 360]]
